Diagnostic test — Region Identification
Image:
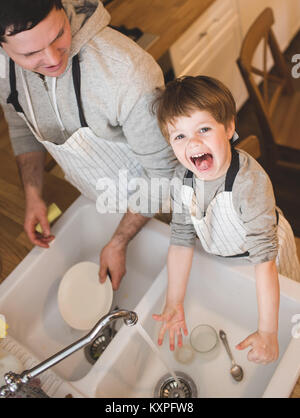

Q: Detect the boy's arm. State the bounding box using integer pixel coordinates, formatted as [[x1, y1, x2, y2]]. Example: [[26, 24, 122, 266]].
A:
[[153, 245, 194, 350], [166, 245, 194, 306], [236, 259, 280, 363], [232, 154, 278, 265], [255, 259, 280, 333]]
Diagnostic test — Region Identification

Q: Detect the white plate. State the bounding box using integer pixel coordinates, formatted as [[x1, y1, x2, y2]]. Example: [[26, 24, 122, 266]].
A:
[[58, 261, 113, 330]]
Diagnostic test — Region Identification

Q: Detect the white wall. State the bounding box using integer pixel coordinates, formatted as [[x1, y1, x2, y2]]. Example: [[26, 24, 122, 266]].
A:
[[237, 0, 300, 50]]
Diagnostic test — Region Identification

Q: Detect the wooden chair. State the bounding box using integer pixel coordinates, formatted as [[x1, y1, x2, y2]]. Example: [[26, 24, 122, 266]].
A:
[[235, 134, 261, 160], [237, 7, 300, 178]]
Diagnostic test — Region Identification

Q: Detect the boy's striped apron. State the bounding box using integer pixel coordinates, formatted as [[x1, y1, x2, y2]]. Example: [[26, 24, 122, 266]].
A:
[[6, 56, 144, 209], [181, 148, 300, 281]]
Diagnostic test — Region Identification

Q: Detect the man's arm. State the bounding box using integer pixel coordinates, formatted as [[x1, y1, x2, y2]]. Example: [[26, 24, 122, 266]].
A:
[[16, 151, 45, 198], [117, 53, 178, 215], [98, 52, 176, 286], [99, 210, 150, 290], [16, 151, 54, 248], [0, 95, 53, 247]]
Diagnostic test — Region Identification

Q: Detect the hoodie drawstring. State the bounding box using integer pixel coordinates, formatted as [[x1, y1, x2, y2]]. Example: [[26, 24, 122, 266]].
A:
[[51, 77, 68, 137], [20, 69, 43, 140]]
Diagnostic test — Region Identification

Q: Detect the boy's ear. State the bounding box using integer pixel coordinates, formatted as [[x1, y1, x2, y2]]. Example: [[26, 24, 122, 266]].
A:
[[226, 118, 236, 140]]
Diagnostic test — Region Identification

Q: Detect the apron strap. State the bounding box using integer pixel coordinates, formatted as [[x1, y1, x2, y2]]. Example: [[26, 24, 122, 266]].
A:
[[7, 59, 25, 114], [7, 55, 88, 128], [183, 168, 193, 187], [224, 146, 239, 192], [222, 250, 250, 258], [72, 54, 88, 128], [275, 208, 279, 225]]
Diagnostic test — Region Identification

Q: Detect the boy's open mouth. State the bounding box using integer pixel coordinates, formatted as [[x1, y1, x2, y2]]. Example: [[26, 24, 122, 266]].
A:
[[190, 152, 213, 171]]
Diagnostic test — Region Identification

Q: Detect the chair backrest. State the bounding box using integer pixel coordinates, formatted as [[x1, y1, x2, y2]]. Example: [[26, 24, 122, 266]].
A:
[[237, 8, 294, 169], [236, 135, 261, 160]]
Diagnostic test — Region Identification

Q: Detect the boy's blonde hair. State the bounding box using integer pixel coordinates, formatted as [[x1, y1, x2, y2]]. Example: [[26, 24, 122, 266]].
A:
[[153, 75, 237, 141]]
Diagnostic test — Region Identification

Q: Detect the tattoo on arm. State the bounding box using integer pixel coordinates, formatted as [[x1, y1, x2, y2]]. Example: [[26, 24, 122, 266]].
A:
[[16, 151, 46, 196]]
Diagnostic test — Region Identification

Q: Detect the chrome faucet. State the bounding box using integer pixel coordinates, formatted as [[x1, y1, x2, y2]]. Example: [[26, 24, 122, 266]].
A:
[[0, 309, 138, 398]]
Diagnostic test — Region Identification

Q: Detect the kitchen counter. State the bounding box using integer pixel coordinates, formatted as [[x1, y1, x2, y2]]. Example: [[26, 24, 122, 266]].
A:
[[106, 0, 216, 60]]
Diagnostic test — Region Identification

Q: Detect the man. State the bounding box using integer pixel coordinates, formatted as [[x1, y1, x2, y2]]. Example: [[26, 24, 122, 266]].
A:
[[0, 0, 177, 289]]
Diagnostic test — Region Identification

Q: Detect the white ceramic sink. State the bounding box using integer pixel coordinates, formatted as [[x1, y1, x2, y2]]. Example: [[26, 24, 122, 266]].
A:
[[1, 195, 300, 398], [74, 244, 300, 398], [0, 196, 170, 387]]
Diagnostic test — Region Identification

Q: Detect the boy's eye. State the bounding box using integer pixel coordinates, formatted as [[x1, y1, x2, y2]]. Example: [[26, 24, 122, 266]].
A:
[[199, 127, 210, 133], [173, 134, 185, 141]]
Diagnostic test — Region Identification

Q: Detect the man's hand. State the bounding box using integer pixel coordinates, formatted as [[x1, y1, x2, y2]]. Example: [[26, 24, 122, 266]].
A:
[[98, 211, 150, 290], [24, 195, 55, 248], [99, 239, 127, 290], [16, 151, 55, 248]]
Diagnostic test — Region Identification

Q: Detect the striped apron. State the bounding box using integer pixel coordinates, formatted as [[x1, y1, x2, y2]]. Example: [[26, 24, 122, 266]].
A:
[[6, 56, 144, 209], [181, 148, 300, 281]]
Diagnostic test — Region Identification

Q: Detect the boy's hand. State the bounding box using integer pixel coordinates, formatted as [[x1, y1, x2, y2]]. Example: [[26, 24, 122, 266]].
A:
[[236, 330, 279, 364], [152, 303, 188, 351]]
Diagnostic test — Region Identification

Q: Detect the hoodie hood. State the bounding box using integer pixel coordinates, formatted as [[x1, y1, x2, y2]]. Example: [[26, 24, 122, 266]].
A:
[[63, 0, 111, 57]]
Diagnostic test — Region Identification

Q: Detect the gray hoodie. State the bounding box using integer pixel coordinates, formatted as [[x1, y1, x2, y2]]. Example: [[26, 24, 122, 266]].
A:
[[0, 0, 177, 181]]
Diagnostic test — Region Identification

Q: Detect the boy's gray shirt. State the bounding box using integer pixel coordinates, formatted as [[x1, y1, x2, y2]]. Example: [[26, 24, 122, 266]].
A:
[[0, 0, 177, 181], [170, 149, 279, 264]]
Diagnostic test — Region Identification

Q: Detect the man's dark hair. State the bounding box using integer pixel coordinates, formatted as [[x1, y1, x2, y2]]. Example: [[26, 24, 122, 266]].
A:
[[0, 0, 63, 43]]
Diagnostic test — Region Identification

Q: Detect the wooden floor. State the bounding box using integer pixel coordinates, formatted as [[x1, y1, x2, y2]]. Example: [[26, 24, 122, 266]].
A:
[[0, 31, 300, 397]]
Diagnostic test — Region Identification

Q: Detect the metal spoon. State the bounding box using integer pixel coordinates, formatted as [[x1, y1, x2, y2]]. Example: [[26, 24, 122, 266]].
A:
[[219, 330, 244, 382]]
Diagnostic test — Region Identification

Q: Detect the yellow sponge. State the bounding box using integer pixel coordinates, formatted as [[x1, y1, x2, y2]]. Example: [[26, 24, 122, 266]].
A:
[[35, 203, 62, 234]]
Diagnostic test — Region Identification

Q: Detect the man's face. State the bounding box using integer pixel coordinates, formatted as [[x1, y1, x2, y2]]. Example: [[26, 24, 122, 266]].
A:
[[2, 7, 72, 77]]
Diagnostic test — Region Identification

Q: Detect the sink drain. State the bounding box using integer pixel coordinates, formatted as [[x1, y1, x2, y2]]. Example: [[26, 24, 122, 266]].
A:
[[84, 309, 118, 364], [84, 333, 109, 364], [154, 371, 198, 398]]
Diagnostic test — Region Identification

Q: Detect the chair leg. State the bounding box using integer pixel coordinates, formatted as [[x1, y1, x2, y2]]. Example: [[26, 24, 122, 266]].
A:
[[272, 167, 300, 236], [271, 161, 300, 182], [277, 145, 300, 165]]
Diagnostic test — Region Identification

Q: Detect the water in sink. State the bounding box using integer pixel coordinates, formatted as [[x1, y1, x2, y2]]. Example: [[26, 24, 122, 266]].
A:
[[135, 323, 181, 388]]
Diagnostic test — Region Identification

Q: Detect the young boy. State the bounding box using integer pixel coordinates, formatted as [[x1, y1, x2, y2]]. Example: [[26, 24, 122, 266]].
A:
[[152, 76, 300, 364]]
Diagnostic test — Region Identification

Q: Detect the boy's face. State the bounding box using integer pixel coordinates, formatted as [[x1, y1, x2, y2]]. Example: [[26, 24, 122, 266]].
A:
[[2, 7, 72, 77], [168, 110, 235, 181]]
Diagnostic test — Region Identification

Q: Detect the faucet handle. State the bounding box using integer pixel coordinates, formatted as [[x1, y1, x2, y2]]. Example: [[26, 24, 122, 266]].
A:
[[0, 371, 27, 398], [123, 311, 138, 327]]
